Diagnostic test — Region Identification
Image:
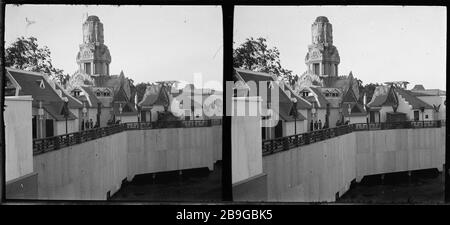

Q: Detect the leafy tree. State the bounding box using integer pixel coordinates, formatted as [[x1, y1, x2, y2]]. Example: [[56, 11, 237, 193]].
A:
[[358, 82, 381, 103], [135, 82, 152, 104], [233, 37, 297, 86], [5, 36, 70, 85]]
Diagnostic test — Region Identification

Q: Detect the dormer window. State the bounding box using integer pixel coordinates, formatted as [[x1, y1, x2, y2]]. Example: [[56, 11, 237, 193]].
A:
[[302, 91, 309, 97]]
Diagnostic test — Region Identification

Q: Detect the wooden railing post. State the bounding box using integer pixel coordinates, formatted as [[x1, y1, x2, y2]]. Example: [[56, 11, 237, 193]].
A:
[[54, 136, 60, 151]]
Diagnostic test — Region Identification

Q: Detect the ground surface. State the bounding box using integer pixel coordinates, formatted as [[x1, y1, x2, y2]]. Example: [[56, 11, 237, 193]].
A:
[[110, 162, 222, 202], [337, 169, 444, 204]]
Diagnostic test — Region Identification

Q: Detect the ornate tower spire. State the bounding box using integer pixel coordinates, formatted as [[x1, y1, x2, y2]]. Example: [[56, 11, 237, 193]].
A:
[[305, 16, 340, 77], [76, 15, 111, 77], [83, 15, 104, 44]]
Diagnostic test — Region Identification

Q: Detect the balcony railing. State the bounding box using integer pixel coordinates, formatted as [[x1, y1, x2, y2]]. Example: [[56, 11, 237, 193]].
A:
[[33, 124, 127, 155], [33, 119, 222, 156], [262, 120, 443, 156]]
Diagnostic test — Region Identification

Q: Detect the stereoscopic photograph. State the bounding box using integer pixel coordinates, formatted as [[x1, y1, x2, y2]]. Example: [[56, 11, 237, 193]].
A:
[[231, 6, 446, 203], [3, 5, 223, 201], [1, 3, 448, 207]]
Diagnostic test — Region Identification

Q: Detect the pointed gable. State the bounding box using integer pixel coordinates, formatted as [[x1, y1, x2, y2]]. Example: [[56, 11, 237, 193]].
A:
[[368, 85, 398, 108], [138, 83, 171, 107], [113, 85, 129, 103], [342, 86, 358, 103], [384, 86, 398, 106]]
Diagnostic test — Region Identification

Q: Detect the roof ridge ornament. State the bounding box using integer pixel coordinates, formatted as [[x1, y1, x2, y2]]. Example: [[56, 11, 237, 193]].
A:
[[39, 79, 45, 89]]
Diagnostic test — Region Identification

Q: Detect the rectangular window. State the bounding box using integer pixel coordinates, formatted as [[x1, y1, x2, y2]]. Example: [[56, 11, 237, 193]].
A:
[[313, 63, 320, 75], [32, 116, 37, 139], [45, 119, 54, 137], [370, 111, 375, 123], [85, 63, 91, 75], [413, 110, 420, 121]]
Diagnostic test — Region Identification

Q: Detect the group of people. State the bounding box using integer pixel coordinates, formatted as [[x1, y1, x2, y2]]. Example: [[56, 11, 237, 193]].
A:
[[106, 119, 121, 126], [309, 118, 353, 132], [310, 119, 325, 131], [81, 119, 98, 131], [335, 119, 350, 126]]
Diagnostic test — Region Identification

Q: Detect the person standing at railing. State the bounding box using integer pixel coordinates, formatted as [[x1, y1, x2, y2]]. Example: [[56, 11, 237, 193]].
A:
[[310, 120, 314, 131], [314, 120, 318, 130], [89, 119, 94, 129], [318, 120, 322, 130], [336, 119, 341, 127]]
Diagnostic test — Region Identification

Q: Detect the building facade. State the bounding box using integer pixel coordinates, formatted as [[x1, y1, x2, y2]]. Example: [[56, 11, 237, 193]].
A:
[[66, 15, 138, 126]]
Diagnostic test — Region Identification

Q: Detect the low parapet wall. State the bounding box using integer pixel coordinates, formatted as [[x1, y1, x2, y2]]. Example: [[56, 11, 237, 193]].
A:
[[31, 125, 222, 200], [33, 132, 128, 200], [261, 127, 445, 202], [127, 126, 222, 181]]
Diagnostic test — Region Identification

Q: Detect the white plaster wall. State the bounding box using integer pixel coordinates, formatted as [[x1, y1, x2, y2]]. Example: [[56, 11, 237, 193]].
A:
[[260, 127, 445, 202], [151, 105, 165, 121], [396, 94, 434, 121], [418, 96, 446, 120], [328, 108, 340, 128], [100, 107, 112, 127], [379, 106, 392, 122], [211, 125, 223, 162], [33, 124, 222, 200], [126, 126, 221, 181], [5, 96, 34, 182], [55, 120, 78, 135], [231, 97, 263, 184], [33, 132, 128, 200], [347, 116, 367, 124], [299, 109, 309, 132], [355, 127, 445, 180], [423, 109, 435, 121], [232, 115, 262, 184], [396, 94, 412, 120], [263, 133, 356, 202], [284, 120, 307, 136], [119, 115, 138, 123], [69, 108, 80, 132]]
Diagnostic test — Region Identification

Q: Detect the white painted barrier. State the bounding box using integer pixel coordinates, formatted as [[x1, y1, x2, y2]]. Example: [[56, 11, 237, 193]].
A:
[[262, 127, 445, 202], [32, 125, 222, 200]]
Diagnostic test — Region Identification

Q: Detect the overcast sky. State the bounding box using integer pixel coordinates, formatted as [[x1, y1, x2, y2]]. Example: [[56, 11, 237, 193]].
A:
[[234, 6, 446, 90], [5, 5, 223, 90]]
